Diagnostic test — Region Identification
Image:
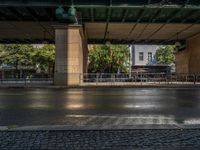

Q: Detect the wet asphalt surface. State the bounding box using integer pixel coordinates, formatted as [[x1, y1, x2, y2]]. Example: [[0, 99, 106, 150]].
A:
[[0, 88, 200, 127]]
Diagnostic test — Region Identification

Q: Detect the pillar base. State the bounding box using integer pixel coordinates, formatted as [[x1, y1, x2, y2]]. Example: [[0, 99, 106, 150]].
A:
[[54, 73, 80, 86], [54, 73, 67, 86]]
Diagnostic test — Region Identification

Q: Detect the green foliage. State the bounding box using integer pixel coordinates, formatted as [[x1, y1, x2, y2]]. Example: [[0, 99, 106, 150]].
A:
[[156, 45, 175, 65], [33, 45, 55, 72], [0, 44, 35, 69], [88, 45, 129, 73], [0, 44, 55, 72]]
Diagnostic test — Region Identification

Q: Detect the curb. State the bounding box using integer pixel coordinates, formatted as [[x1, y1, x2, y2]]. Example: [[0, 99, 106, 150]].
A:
[[1, 124, 200, 131]]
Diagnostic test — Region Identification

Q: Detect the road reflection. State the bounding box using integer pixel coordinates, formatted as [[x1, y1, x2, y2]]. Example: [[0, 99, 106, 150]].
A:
[[0, 88, 200, 126]]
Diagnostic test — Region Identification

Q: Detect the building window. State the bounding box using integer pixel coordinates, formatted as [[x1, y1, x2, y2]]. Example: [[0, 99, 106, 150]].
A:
[[139, 52, 144, 61], [148, 52, 152, 62]]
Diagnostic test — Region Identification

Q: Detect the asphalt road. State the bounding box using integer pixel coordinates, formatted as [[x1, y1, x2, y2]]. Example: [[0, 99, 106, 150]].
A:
[[0, 88, 200, 127]]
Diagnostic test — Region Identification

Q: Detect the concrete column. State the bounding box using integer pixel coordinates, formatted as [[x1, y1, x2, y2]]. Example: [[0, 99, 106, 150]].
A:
[[54, 25, 88, 86], [176, 33, 200, 74]]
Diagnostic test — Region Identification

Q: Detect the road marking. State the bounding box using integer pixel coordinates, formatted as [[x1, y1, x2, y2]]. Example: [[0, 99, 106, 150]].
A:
[[65, 114, 200, 127], [65, 114, 174, 119]]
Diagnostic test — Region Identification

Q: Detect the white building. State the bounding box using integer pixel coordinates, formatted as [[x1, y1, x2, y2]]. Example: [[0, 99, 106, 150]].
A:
[[130, 45, 171, 73], [131, 45, 159, 66]]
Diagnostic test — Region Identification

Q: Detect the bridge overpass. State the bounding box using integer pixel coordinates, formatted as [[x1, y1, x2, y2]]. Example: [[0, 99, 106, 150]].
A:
[[0, 0, 200, 85]]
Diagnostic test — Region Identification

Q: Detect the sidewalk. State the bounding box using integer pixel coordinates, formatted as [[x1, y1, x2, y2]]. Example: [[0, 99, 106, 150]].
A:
[[0, 83, 200, 89], [0, 129, 200, 150]]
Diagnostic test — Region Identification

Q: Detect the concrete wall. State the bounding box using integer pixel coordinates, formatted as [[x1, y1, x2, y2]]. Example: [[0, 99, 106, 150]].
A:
[[175, 47, 189, 74], [176, 33, 200, 74], [81, 28, 88, 73]]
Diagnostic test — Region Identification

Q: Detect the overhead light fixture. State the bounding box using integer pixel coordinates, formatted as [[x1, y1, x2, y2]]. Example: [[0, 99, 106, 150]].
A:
[[175, 33, 181, 47], [43, 40, 49, 44], [106, 40, 111, 45], [105, 31, 111, 45], [175, 41, 181, 47]]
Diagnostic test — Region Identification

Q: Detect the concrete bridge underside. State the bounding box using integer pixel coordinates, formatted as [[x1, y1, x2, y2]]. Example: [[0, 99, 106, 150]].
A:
[[0, 0, 200, 85]]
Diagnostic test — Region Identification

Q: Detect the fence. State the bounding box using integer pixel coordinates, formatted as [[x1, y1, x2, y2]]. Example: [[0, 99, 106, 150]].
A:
[[80, 73, 200, 85], [1, 73, 200, 86], [0, 74, 53, 86]]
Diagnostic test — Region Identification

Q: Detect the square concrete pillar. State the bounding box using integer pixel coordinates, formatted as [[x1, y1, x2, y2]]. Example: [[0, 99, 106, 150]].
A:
[[53, 25, 87, 86], [176, 33, 200, 74]]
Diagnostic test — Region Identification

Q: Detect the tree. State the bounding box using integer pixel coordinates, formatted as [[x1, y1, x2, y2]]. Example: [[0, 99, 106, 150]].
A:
[[156, 45, 175, 65], [0, 44, 35, 70], [88, 45, 129, 73], [0, 44, 55, 75], [32, 44, 55, 73]]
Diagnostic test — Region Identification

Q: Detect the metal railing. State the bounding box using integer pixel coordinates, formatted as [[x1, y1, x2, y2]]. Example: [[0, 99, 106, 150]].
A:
[[80, 73, 200, 85], [1, 73, 200, 86], [0, 74, 53, 86], [0, 78, 53, 85]]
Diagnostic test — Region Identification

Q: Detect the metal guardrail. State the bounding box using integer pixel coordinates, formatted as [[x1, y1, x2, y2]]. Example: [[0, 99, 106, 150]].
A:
[[0, 73, 54, 85], [1, 73, 200, 86], [80, 73, 200, 85], [0, 78, 53, 85]]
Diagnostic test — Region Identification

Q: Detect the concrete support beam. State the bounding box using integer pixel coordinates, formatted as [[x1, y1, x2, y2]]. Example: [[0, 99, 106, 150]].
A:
[[176, 33, 200, 74], [54, 25, 88, 86]]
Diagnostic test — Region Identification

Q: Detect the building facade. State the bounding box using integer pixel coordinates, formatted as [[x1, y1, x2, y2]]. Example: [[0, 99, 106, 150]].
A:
[[130, 45, 171, 73]]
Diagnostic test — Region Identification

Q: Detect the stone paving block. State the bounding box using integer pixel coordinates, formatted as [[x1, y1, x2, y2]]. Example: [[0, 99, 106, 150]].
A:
[[0, 129, 200, 149]]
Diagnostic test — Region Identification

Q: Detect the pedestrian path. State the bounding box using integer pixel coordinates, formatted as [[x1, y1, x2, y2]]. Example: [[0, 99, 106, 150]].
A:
[[0, 129, 200, 150]]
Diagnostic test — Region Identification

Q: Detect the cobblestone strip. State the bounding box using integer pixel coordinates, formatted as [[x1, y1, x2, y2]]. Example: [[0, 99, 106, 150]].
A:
[[0, 129, 200, 150]]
